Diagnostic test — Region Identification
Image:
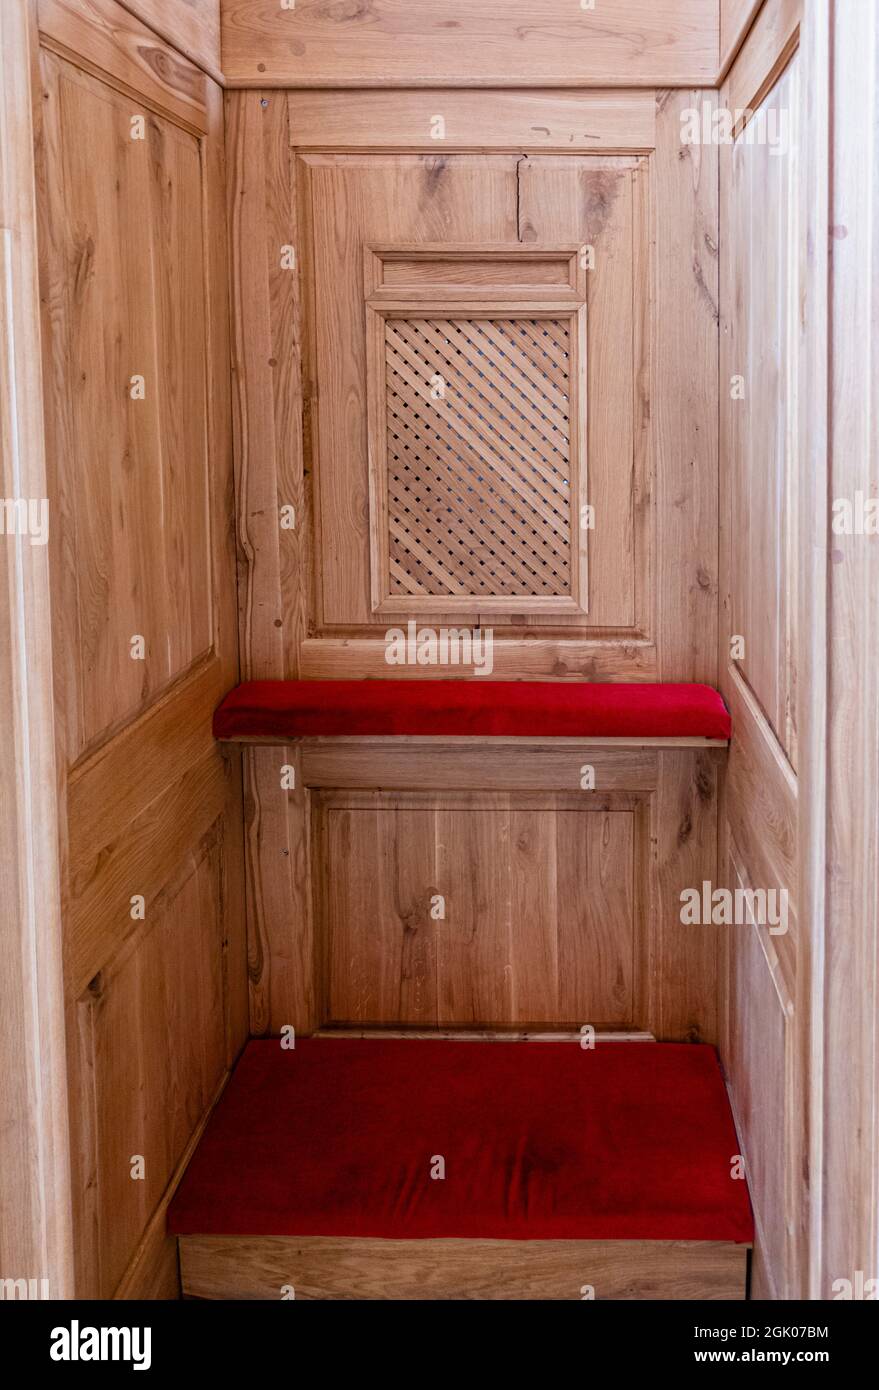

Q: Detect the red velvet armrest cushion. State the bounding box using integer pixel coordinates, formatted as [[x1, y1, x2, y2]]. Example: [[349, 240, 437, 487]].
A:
[[212, 680, 731, 741]]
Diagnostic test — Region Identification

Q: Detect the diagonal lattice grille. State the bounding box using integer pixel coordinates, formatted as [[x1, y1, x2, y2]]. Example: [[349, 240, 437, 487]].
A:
[[384, 317, 572, 598]]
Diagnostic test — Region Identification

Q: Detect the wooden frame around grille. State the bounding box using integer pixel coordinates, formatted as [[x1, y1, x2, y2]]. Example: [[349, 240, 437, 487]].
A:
[[365, 246, 589, 616]]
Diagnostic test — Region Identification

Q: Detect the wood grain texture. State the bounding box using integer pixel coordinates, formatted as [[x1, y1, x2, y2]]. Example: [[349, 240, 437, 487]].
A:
[[654, 90, 719, 682], [38, 0, 208, 133], [299, 637, 658, 681], [286, 90, 656, 152], [220, 0, 719, 89], [40, 53, 214, 761], [652, 750, 720, 1043], [226, 91, 306, 683], [180, 1233, 747, 1300], [320, 796, 635, 1030], [299, 742, 659, 793], [244, 745, 317, 1037], [116, 0, 221, 81], [0, 0, 74, 1301]]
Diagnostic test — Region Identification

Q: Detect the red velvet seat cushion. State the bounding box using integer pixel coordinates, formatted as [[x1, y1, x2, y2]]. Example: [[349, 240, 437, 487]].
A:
[[168, 1040, 753, 1243], [212, 680, 731, 741]]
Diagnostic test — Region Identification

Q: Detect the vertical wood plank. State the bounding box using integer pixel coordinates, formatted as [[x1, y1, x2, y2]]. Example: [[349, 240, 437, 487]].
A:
[[557, 811, 635, 1024], [226, 89, 305, 681], [653, 750, 719, 1041], [436, 805, 513, 1025], [244, 744, 316, 1036], [654, 89, 719, 681]]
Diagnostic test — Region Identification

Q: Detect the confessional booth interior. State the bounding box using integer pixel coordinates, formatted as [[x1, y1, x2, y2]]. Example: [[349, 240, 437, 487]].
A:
[[3, 0, 877, 1303]]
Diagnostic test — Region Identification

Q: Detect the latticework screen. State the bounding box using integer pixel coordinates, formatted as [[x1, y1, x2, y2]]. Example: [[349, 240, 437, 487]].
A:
[[383, 316, 572, 599]]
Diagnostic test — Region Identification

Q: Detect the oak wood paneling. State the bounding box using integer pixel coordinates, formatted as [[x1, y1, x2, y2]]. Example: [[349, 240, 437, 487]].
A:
[[38, 0, 208, 133], [655, 90, 718, 682], [220, 0, 718, 90], [41, 54, 213, 761], [226, 89, 720, 1054], [34, 0, 244, 1299], [117, 0, 221, 80]]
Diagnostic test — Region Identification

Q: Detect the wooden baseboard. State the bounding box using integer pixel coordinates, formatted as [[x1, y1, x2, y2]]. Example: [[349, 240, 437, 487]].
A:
[[179, 1235, 748, 1301]]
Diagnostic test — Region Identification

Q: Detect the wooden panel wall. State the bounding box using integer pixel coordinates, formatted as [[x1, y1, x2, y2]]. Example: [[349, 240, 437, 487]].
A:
[[718, 0, 806, 1300], [228, 87, 721, 1046], [246, 743, 722, 1042], [220, 0, 719, 89], [230, 90, 717, 685], [33, 0, 246, 1299], [318, 795, 636, 1029]]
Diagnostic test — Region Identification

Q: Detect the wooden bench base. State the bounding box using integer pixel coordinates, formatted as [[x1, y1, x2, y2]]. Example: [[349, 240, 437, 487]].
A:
[[179, 1235, 749, 1301]]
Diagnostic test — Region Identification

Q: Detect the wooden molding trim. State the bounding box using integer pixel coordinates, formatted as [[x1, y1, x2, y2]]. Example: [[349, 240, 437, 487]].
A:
[[0, 0, 74, 1299], [286, 90, 657, 153]]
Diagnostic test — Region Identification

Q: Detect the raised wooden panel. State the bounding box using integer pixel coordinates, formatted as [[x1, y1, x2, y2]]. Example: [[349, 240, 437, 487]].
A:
[[318, 794, 635, 1030], [725, 56, 800, 765], [77, 827, 228, 1296], [221, 0, 719, 89], [300, 152, 643, 640], [40, 54, 214, 761]]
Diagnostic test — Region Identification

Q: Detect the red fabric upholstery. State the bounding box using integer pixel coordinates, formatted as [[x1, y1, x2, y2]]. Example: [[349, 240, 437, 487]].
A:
[[212, 680, 731, 741], [168, 1040, 753, 1243]]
